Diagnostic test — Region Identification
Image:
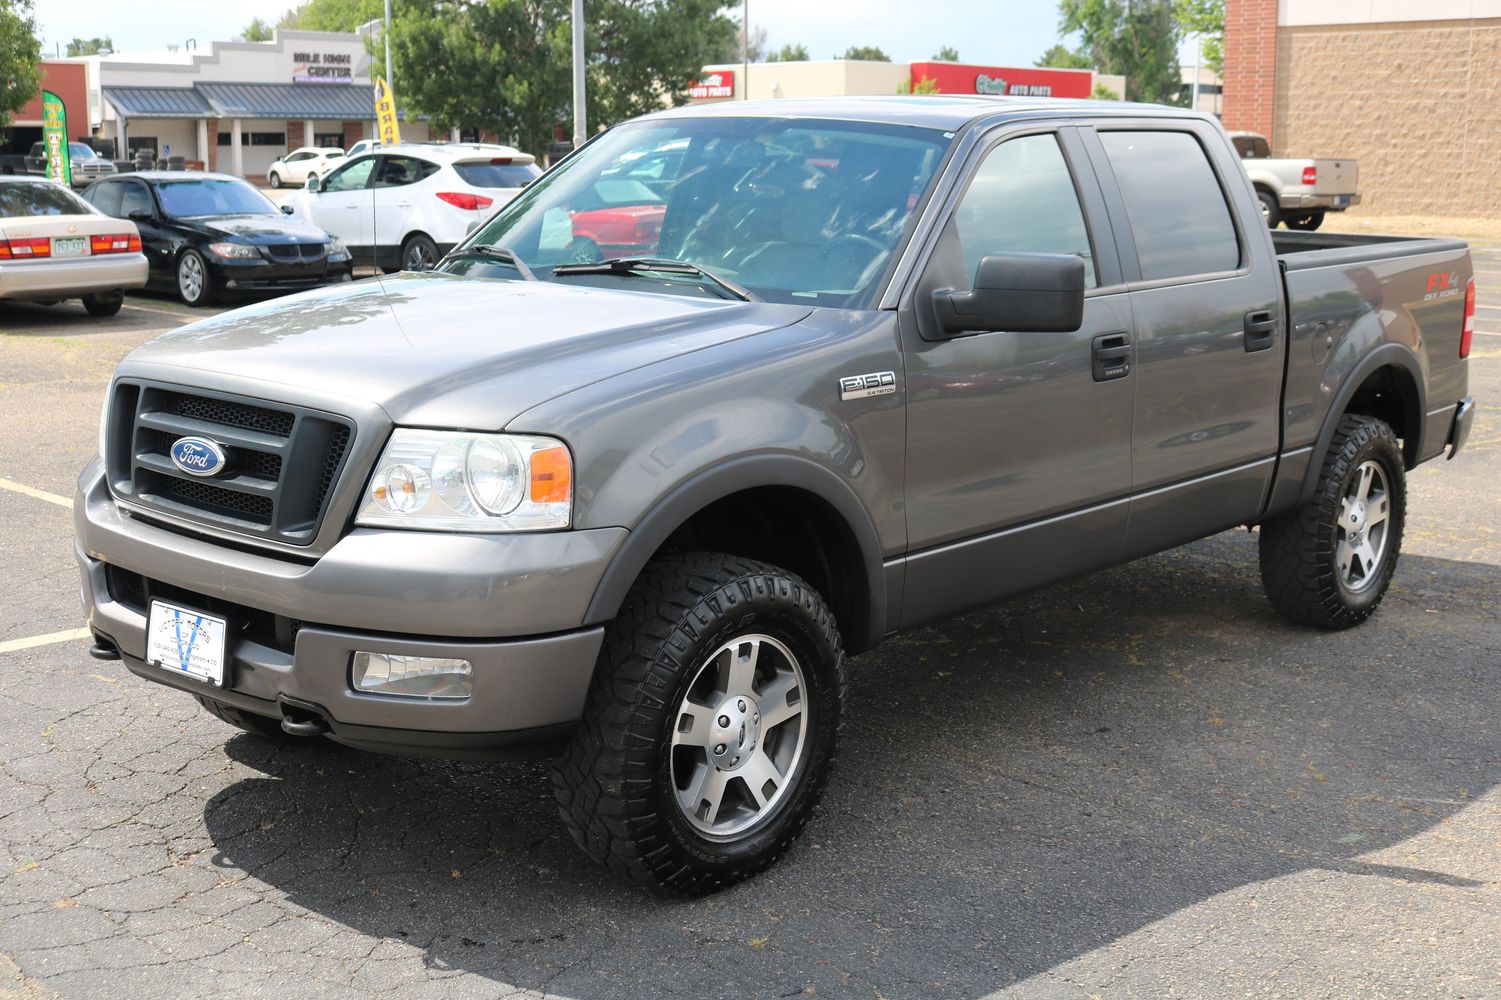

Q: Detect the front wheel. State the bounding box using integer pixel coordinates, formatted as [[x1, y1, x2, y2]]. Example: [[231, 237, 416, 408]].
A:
[[1259, 414, 1406, 628], [176, 249, 215, 306], [268, 171, 282, 189], [1257, 190, 1283, 229], [553, 553, 846, 895]]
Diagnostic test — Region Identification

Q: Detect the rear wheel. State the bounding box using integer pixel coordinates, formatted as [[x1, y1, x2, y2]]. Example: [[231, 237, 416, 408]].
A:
[[400, 233, 439, 271], [1257, 190, 1283, 229], [553, 553, 845, 895], [1259, 414, 1406, 628], [1286, 211, 1326, 231], [82, 289, 124, 317]]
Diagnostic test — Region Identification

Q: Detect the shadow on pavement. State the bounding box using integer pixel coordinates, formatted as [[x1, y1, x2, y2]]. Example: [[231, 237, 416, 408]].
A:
[[201, 534, 1501, 998]]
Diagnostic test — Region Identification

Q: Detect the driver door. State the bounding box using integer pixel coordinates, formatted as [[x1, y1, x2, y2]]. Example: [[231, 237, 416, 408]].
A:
[[307, 155, 375, 261]]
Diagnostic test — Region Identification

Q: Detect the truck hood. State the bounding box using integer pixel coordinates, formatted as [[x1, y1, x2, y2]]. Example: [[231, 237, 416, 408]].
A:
[[116, 270, 812, 428]]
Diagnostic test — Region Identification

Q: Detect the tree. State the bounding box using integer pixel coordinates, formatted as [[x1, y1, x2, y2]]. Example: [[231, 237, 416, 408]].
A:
[[839, 45, 889, 61], [898, 75, 942, 94], [0, 0, 41, 132], [932, 45, 959, 61], [721, 21, 766, 63], [1035, 42, 1091, 69], [1092, 80, 1121, 100], [240, 18, 275, 42], [764, 41, 809, 62], [279, 0, 384, 31], [1177, 0, 1223, 76], [1058, 0, 1180, 104], [65, 35, 112, 56], [390, 0, 737, 159]]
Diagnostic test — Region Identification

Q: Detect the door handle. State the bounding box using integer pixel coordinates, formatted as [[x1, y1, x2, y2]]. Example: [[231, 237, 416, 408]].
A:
[[1092, 333, 1131, 382], [1244, 310, 1276, 353]]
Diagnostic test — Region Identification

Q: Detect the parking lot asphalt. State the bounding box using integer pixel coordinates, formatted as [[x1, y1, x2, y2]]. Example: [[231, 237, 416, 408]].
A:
[[1, 253, 1499, 1000]]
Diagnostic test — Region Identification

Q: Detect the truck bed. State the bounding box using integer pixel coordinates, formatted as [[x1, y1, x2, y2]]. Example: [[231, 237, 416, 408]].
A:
[[1272, 230, 1467, 270]]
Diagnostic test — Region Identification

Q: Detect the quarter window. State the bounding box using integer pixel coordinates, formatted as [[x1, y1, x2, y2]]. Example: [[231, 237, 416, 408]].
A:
[[1098, 130, 1239, 281], [952, 133, 1097, 288]]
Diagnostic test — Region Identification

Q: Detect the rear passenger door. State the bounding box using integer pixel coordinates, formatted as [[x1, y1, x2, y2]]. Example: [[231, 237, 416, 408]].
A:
[[371, 155, 439, 255], [1083, 123, 1285, 557]]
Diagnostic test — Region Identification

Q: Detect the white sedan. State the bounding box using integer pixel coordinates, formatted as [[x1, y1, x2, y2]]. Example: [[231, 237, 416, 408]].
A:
[[0, 177, 147, 316], [284, 143, 541, 271], [267, 147, 345, 189]]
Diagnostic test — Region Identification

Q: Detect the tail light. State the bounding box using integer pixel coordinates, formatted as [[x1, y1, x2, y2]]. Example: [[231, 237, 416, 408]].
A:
[[1461, 276, 1476, 359], [90, 234, 142, 254], [1301, 166, 1317, 185], [436, 191, 494, 211], [0, 238, 51, 259]]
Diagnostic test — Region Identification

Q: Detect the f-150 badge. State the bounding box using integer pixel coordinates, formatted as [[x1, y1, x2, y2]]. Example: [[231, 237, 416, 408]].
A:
[[839, 371, 897, 401]]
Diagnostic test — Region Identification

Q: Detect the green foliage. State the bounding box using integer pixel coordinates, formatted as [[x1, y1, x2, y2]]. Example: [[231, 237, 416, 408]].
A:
[[932, 45, 959, 61], [764, 42, 809, 62], [240, 18, 275, 42], [1091, 80, 1120, 100], [897, 75, 942, 95], [839, 45, 889, 62], [279, 0, 385, 32], [0, 0, 41, 131], [65, 35, 113, 56], [1177, 0, 1224, 76], [389, 0, 737, 158], [1035, 42, 1091, 69], [1059, 0, 1180, 104]]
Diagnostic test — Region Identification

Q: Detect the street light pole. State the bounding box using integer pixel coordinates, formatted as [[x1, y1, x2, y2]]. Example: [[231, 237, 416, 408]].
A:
[[383, 0, 393, 90], [742, 0, 749, 100], [572, 0, 587, 147]]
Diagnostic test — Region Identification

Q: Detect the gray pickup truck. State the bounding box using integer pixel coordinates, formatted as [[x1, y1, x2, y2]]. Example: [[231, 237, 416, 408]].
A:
[[75, 97, 1477, 894]]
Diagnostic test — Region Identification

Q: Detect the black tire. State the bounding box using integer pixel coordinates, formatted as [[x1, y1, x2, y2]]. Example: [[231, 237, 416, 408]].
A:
[[82, 290, 124, 317], [1286, 211, 1326, 231], [268, 171, 282, 189], [194, 695, 298, 741], [176, 249, 215, 307], [565, 236, 601, 263], [400, 233, 439, 271], [1259, 415, 1406, 629], [1257, 189, 1283, 229], [553, 552, 846, 895]]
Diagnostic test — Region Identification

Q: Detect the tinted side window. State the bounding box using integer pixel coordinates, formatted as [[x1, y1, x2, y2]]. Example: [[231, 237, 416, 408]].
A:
[[323, 156, 376, 193], [89, 180, 124, 217], [118, 182, 155, 218], [373, 156, 436, 188], [952, 133, 1097, 288], [1099, 130, 1239, 281]]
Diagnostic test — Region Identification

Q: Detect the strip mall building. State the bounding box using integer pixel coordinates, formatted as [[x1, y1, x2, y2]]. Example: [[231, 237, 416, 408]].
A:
[[1223, 0, 1500, 215], [688, 59, 1125, 106]]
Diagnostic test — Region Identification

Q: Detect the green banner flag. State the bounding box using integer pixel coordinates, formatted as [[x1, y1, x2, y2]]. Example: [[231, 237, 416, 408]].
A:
[[41, 91, 71, 186]]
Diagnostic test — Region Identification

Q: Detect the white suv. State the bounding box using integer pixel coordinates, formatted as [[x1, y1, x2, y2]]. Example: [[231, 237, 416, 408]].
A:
[[285, 143, 541, 271]]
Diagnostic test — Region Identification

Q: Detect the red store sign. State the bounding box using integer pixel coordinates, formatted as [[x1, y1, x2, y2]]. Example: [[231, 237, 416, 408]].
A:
[[689, 70, 735, 99], [908, 61, 1092, 99]]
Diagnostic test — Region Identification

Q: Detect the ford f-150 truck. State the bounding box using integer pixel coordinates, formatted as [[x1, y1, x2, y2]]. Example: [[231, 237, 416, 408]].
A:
[[75, 98, 1477, 894], [1229, 130, 1360, 231]]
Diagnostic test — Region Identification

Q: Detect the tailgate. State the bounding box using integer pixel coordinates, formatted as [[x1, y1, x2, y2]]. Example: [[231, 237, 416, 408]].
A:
[[1310, 159, 1357, 196]]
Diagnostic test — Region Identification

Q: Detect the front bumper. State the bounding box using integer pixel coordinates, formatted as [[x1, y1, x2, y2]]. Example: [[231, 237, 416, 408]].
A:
[[206, 254, 355, 294], [0, 253, 148, 300], [1448, 396, 1476, 459], [75, 462, 621, 757], [1280, 192, 1361, 212]]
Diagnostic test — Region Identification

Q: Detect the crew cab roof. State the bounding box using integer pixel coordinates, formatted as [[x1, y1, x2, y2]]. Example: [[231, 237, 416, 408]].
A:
[[642, 94, 1188, 131]]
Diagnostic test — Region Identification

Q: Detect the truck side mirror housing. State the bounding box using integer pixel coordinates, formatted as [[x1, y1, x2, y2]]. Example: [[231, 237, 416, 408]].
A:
[[931, 252, 1085, 336], [127, 209, 156, 226], [305, 176, 321, 193]]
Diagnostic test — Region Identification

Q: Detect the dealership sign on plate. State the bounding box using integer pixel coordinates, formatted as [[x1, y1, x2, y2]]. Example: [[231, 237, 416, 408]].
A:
[[689, 71, 734, 99]]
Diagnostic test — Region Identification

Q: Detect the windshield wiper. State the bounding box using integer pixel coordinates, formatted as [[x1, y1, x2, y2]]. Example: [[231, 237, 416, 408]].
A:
[[444, 244, 537, 280], [551, 256, 756, 302]]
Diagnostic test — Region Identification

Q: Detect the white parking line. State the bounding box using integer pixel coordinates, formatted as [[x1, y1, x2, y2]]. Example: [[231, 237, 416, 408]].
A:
[[122, 303, 195, 321], [0, 477, 71, 509], [0, 628, 92, 655]]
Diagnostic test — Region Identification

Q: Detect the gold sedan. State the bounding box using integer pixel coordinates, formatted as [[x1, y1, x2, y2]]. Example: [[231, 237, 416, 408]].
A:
[[0, 177, 148, 317]]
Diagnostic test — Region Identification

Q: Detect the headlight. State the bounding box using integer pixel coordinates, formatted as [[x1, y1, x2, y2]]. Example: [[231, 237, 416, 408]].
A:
[[207, 242, 261, 259], [355, 430, 572, 532], [327, 237, 351, 262]]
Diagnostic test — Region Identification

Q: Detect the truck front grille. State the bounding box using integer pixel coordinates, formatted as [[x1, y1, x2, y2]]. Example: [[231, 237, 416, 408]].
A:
[[104, 381, 355, 547]]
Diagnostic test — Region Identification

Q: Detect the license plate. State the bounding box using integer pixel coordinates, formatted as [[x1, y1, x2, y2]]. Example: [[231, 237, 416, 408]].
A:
[[1333, 195, 1350, 207], [146, 600, 228, 686], [53, 237, 88, 258]]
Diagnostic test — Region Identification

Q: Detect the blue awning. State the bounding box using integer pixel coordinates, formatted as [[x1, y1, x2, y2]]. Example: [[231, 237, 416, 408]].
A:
[[103, 87, 214, 119]]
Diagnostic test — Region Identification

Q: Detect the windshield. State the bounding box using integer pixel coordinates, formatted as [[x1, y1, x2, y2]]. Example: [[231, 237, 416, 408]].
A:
[[155, 178, 279, 218], [450, 117, 951, 308], [68, 143, 99, 160]]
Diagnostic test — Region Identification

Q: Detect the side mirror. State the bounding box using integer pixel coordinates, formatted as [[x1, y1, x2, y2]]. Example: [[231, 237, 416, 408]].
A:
[[280, 204, 295, 215], [305, 176, 321, 193], [127, 209, 156, 226], [932, 252, 1085, 336], [465, 219, 481, 236]]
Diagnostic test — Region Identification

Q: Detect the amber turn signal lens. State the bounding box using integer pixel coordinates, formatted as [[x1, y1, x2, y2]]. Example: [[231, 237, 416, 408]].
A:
[[529, 445, 572, 504]]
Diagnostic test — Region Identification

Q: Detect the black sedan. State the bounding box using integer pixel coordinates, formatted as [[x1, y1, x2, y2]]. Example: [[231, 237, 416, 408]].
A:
[[82, 172, 353, 306]]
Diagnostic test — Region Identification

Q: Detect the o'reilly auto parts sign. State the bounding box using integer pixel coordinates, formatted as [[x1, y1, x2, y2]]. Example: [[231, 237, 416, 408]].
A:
[[689, 71, 734, 99]]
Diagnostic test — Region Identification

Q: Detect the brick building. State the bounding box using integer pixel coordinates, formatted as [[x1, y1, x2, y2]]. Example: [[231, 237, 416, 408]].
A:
[[1222, 0, 1501, 216]]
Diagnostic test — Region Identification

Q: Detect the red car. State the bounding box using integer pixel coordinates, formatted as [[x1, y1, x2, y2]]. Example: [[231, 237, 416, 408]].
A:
[[567, 202, 665, 260]]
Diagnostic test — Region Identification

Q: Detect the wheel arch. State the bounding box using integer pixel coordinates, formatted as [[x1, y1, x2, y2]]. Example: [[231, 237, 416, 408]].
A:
[[583, 455, 888, 655], [1299, 345, 1425, 504]]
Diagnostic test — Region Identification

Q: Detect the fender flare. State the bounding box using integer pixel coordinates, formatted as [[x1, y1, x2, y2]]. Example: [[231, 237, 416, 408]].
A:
[[582, 453, 888, 653], [1298, 342, 1426, 504]]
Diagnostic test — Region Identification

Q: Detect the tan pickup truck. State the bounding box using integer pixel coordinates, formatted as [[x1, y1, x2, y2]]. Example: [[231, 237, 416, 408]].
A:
[[1230, 131, 1359, 231]]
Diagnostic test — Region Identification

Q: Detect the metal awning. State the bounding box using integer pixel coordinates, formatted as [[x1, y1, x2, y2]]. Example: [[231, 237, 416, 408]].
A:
[[196, 83, 373, 121], [103, 87, 214, 118]]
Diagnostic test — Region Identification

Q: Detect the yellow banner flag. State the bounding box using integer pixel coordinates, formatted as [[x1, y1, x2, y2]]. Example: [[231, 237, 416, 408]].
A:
[[374, 78, 402, 146]]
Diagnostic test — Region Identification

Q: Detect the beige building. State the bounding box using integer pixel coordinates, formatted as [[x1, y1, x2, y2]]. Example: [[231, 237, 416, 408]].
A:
[[1224, 0, 1501, 215], [689, 60, 910, 103]]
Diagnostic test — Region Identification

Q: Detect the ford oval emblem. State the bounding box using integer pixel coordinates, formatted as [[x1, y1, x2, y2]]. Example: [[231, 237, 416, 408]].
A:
[[169, 436, 228, 477]]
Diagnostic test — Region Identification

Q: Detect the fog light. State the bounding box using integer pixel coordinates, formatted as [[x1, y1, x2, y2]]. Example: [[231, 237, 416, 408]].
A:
[[351, 652, 473, 699]]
